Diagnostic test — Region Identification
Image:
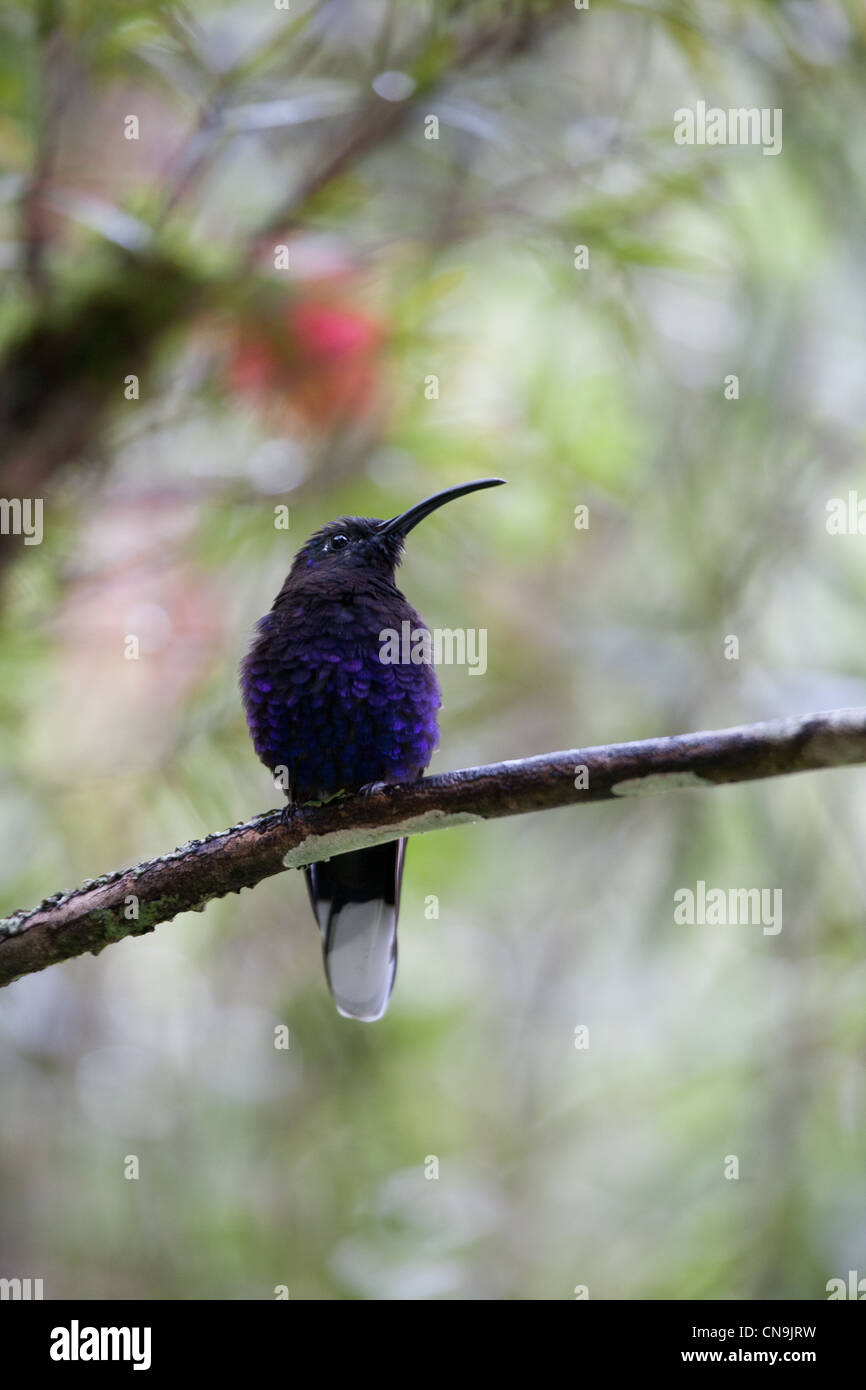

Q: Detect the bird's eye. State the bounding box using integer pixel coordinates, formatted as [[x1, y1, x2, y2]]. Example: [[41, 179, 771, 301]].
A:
[[329, 534, 350, 551]]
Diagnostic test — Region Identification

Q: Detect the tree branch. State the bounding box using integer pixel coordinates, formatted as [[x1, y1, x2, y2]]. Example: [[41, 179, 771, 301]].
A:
[[2, 706, 865, 989]]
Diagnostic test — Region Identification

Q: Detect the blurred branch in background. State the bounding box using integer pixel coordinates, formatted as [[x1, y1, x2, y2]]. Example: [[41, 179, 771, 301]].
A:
[[2, 706, 865, 989], [0, 0, 568, 589]]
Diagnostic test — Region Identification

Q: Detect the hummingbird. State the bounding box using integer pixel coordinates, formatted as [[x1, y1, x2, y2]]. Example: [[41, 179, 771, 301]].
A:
[[241, 477, 505, 1021]]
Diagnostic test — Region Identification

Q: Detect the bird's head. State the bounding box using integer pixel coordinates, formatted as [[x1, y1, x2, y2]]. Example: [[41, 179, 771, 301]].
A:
[[288, 477, 506, 583]]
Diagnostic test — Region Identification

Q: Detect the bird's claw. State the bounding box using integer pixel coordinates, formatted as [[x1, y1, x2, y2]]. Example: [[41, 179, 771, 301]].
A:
[[359, 781, 387, 799]]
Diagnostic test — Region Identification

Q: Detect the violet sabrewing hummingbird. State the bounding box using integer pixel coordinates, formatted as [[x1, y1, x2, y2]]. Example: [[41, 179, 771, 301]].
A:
[[241, 477, 505, 1021]]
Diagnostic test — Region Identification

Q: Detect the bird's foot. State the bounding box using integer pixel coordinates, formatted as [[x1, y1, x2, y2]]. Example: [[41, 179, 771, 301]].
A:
[[359, 781, 387, 799]]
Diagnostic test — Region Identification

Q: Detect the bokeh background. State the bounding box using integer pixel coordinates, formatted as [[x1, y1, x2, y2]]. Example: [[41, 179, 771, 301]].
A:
[[1, 0, 866, 1300]]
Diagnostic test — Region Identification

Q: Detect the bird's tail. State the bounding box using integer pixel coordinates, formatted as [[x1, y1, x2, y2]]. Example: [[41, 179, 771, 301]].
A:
[[305, 839, 405, 1021]]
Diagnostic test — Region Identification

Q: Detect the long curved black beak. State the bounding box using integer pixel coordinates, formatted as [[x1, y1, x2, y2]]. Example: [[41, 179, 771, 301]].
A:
[[378, 477, 505, 538]]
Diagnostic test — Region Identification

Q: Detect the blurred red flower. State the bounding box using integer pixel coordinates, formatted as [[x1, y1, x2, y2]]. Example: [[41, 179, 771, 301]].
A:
[[227, 297, 385, 429]]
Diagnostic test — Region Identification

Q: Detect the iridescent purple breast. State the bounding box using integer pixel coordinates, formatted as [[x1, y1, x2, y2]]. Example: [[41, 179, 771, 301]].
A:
[[241, 607, 441, 802]]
